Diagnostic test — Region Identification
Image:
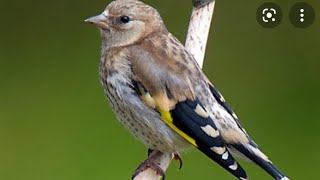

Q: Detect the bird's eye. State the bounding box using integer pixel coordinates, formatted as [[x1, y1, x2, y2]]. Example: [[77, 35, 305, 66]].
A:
[[120, 16, 130, 24]]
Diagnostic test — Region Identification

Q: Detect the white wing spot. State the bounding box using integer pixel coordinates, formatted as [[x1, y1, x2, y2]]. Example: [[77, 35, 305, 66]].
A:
[[221, 129, 249, 144], [280, 177, 290, 180], [240, 177, 249, 180], [229, 161, 238, 170], [201, 125, 220, 138], [232, 112, 238, 119], [245, 144, 270, 162], [218, 92, 226, 102], [242, 128, 248, 134], [194, 104, 209, 118], [210, 146, 226, 155], [222, 151, 229, 160]]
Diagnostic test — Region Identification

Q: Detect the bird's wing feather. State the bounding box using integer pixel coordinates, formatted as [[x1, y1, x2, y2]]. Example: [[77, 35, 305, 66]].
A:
[[129, 33, 287, 180], [207, 83, 287, 179], [128, 35, 248, 179], [128, 33, 199, 111], [169, 98, 248, 179], [208, 84, 248, 134], [132, 79, 248, 179]]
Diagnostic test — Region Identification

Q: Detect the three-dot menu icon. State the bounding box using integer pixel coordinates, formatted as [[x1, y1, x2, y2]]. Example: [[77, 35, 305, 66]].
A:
[[299, 8, 305, 22], [289, 2, 315, 28]]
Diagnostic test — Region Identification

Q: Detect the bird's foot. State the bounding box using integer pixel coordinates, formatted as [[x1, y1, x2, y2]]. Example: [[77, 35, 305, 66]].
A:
[[132, 150, 165, 180], [173, 153, 183, 170], [148, 149, 183, 170]]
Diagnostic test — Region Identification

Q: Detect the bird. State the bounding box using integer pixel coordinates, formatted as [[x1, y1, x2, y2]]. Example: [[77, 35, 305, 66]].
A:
[[85, 0, 289, 179]]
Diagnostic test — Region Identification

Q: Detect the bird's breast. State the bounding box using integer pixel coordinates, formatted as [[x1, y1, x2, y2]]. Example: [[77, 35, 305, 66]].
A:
[[98, 51, 190, 152]]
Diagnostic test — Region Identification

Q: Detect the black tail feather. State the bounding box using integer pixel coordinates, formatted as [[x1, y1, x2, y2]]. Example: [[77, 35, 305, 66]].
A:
[[198, 145, 248, 180], [171, 99, 248, 179], [231, 143, 288, 180]]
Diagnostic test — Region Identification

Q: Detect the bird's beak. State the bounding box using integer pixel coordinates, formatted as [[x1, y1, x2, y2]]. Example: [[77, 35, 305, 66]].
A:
[[85, 13, 109, 30]]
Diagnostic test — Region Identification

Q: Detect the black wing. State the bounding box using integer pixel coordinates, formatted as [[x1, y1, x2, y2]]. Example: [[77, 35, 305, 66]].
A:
[[170, 98, 248, 180], [208, 84, 288, 180]]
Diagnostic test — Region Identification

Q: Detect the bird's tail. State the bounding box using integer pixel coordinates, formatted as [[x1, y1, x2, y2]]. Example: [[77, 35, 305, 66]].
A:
[[231, 143, 289, 180]]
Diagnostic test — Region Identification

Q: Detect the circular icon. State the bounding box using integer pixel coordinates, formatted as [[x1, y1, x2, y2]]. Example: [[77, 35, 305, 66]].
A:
[[289, 2, 315, 28], [256, 2, 282, 28]]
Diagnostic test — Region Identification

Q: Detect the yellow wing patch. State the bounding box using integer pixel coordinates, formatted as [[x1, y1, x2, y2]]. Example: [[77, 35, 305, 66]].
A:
[[158, 109, 197, 147], [137, 89, 197, 147], [153, 93, 176, 111], [141, 93, 156, 108]]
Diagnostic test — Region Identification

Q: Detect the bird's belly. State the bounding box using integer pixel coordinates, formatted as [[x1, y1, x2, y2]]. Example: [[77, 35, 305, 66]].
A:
[[106, 87, 191, 153]]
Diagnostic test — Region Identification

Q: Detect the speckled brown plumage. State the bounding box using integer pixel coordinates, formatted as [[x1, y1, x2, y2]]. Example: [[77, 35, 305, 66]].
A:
[[86, 0, 289, 179]]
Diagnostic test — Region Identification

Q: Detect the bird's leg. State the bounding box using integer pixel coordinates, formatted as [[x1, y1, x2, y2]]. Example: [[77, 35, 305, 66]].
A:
[[148, 149, 183, 170], [173, 152, 183, 170], [132, 150, 165, 180], [148, 150, 183, 170], [147, 148, 154, 157]]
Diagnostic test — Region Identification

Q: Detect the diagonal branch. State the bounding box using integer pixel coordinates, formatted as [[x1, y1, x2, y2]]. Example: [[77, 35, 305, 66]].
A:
[[133, 0, 215, 179], [186, 0, 215, 68]]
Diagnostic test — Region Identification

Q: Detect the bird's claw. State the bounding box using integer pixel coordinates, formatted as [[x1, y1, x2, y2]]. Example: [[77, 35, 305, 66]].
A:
[[132, 150, 165, 180], [173, 153, 183, 170]]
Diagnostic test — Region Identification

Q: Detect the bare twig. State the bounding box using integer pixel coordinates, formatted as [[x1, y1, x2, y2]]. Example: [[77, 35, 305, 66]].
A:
[[133, 0, 215, 179], [186, 0, 215, 68], [133, 152, 173, 180]]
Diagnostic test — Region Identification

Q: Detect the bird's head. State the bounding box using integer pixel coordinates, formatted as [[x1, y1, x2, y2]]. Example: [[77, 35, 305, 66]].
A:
[[85, 0, 167, 48]]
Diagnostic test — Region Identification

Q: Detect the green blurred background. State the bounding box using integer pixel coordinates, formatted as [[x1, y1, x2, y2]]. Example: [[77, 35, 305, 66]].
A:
[[0, 0, 319, 179]]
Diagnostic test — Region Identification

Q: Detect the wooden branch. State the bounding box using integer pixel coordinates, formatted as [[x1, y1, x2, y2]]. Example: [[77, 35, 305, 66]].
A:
[[186, 0, 215, 68], [133, 152, 173, 180], [133, 1, 215, 179]]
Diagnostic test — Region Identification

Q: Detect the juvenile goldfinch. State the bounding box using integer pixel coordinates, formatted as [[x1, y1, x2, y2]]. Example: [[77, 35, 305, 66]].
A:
[[86, 0, 289, 179]]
